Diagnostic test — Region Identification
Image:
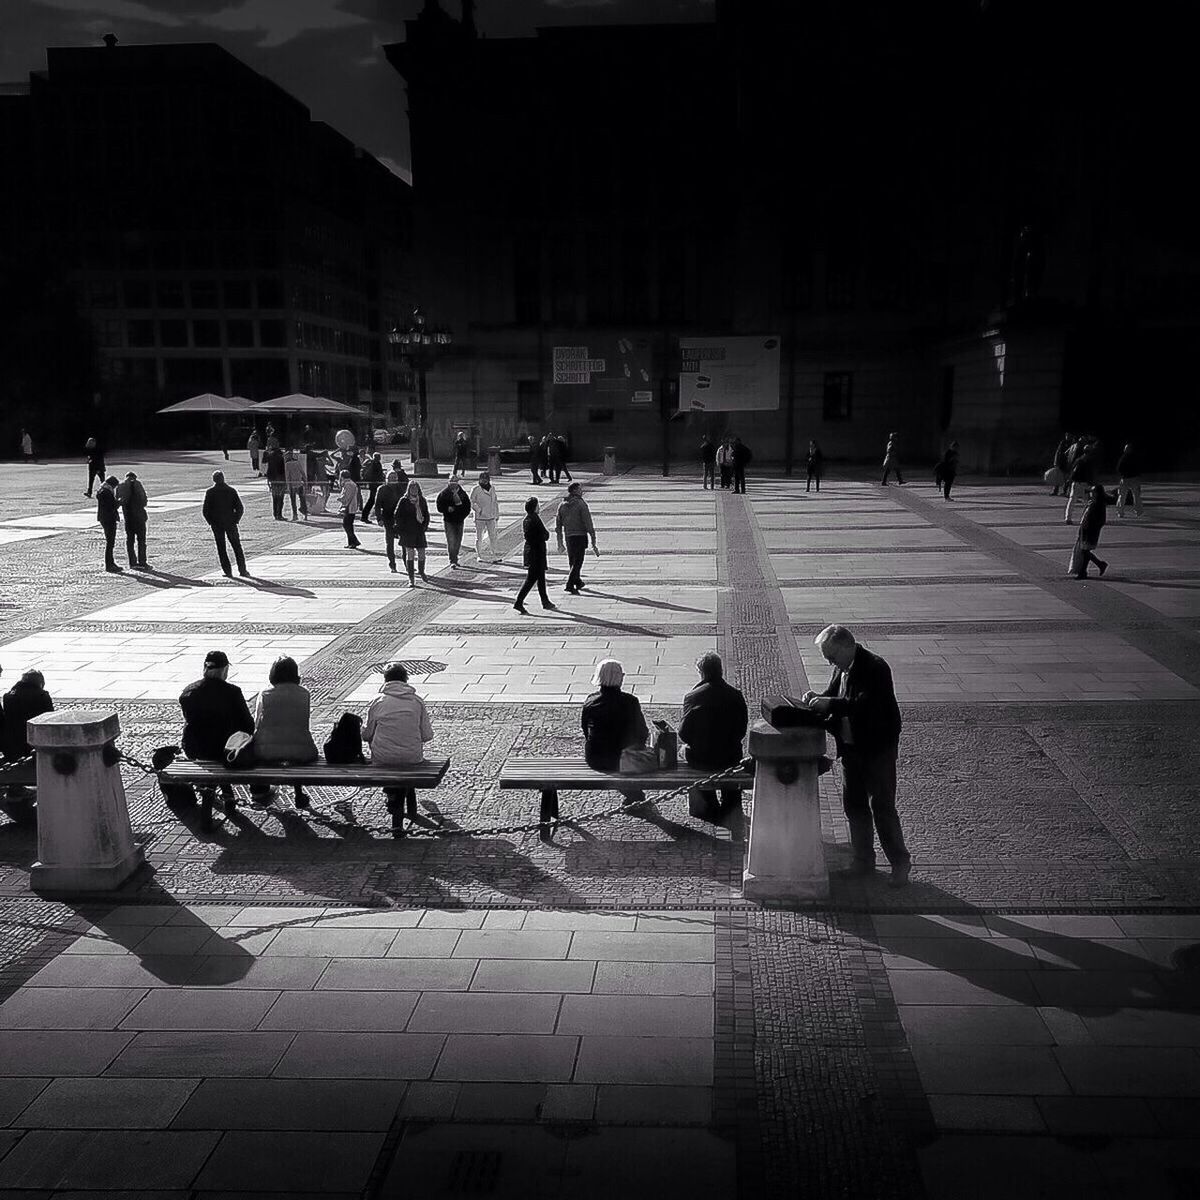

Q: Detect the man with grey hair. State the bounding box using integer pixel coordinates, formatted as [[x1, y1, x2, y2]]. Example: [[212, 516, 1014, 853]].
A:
[[802, 624, 910, 886], [679, 651, 748, 822]]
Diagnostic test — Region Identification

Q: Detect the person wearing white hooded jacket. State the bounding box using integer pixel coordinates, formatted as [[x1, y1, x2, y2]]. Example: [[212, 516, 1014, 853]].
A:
[[363, 662, 434, 827], [469, 470, 501, 562]]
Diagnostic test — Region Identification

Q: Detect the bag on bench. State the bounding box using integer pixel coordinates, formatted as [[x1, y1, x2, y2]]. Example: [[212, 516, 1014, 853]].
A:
[[224, 732, 256, 769], [153, 745, 196, 807], [324, 713, 366, 765], [618, 747, 659, 774]]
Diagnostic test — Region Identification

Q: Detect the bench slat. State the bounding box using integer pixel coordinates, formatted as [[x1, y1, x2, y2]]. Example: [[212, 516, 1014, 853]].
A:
[[499, 757, 751, 790], [162, 759, 450, 787]]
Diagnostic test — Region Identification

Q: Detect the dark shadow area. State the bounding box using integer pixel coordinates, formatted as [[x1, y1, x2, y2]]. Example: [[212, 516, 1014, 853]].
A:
[[129, 567, 214, 589], [233, 577, 317, 597]]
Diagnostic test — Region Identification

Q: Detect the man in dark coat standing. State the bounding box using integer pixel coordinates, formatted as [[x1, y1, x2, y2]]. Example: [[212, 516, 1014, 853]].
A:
[[361, 452, 385, 523], [700, 434, 716, 489], [732, 437, 752, 493], [116, 471, 149, 569], [679, 652, 748, 820], [802, 624, 911, 887], [376, 469, 406, 573], [527, 436, 542, 485], [514, 497, 556, 613], [202, 470, 249, 577], [96, 475, 121, 572]]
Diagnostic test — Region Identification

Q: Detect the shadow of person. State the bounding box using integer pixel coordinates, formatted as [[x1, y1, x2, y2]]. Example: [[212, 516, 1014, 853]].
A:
[[233, 577, 317, 598], [135, 567, 213, 588]]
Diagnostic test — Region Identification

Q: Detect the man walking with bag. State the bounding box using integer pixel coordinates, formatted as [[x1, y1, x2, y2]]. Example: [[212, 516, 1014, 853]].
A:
[[202, 470, 250, 578]]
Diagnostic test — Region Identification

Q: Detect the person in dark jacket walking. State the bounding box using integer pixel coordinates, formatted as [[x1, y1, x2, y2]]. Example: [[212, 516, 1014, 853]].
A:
[[732, 437, 752, 493], [555, 482, 598, 594], [2, 670, 54, 763], [527, 436, 542, 485], [546, 432, 564, 484], [436, 477, 471, 567], [395, 481, 430, 587], [700, 434, 717, 489], [247, 431, 261, 474], [116, 472, 148, 568], [178, 649, 253, 814], [1116, 442, 1143, 517], [361, 453, 385, 523], [96, 475, 121, 572], [452, 431, 471, 477], [933, 441, 960, 500], [264, 445, 287, 520], [514, 497, 556, 613], [376, 470, 405, 572], [84, 437, 105, 497], [679, 652, 748, 821], [1069, 484, 1116, 579], [203, 470, 249, 577], [806, 439, 823, 492], [881, 433, 904, 485], [555, 433, 573, 482], [802, 625, 911, 887]]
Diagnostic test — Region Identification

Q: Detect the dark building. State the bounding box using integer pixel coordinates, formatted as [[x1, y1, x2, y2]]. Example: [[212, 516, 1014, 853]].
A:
[[1, 40, 416, 448], [386, 0, 1198, 470]]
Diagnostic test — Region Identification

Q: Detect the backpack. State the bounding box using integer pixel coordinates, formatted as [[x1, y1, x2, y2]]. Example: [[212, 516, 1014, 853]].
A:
[[324, 713, 366, 764]]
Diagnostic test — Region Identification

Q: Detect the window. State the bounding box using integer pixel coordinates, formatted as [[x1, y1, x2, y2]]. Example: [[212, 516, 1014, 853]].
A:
[[127, 319, 155, 347], [226, 319, 254, 348], [153, 240, 181, 270], [658, 234, 685, 323], [223, 280, 252, 309], [825, 260, 857, 311], [257, 278, 284, 308], [92, 317, 123, 348], [184, 237, 213, 269], [160, 319, 188, 347], [822, 371, 853, 421], [190, 280, 220, 309], [622, 230, 650, 324], [156, 280, 185, 310], [86, 281, 119, 309], [517, 379, 543, 423], [550, 233, 576, 326], [259, 319, 287, 348], [586, 232, 614, 325], [514, 233, 541, 324], [193, 319, 221, 348]]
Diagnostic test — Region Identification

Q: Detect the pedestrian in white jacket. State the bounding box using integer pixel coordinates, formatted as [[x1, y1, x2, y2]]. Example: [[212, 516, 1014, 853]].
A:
[[363, 663, 434, 830], [469, 470, 501, 562]]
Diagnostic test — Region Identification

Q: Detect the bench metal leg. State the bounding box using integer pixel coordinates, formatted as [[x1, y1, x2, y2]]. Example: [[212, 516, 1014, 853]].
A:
[[406, 790, 418, 819], [199, 790, 214, 834], [539, 789, 559, 842]]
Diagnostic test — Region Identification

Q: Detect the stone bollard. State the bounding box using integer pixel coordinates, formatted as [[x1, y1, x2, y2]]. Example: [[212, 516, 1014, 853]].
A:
[[28, 708, 145, 894], [602, 446, 617, 476], [743, 718, 829, 901], [487, 445, 502, 477]]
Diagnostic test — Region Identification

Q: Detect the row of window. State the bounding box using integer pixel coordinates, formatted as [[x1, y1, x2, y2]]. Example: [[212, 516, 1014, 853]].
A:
[[85, 278, 287, 312], [293, 322, 373, 358], [59, 234, 283, 272], [297, 360, 385, 402], [288, 283, 368, 326], [115, 318, 290, 350]]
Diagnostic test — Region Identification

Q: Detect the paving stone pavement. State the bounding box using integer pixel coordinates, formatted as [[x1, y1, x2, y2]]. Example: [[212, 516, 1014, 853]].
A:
[[3, 456, 1200, 1197]]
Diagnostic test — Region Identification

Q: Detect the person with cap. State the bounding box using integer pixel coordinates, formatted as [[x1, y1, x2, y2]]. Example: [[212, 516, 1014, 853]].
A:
[[177, 650, 254, 814], [96, 474, 121, 572], [514, 496, 556, 613], [202, 470, 250, 578], [363, 662, 435, 833], [470, 470, 501, 562], [581, 659, 650, 810], [436, 476, 471, 567], [375, 469, 406, 573], [116, 471, 149, 568], [555, 482, 598, 594]]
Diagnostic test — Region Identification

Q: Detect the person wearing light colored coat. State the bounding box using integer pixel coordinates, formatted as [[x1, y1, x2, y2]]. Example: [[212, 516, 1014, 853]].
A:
[[364, 663, 434, 827], [469, 470, 501, 562]]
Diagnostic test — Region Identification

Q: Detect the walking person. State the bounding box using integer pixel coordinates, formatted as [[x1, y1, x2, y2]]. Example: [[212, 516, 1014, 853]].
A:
[[436, 476, 471, 567], [375, 470, 405, 573], [556, 481, 598, 594], [805, 439, 823, 492], [555, 432, 573, 483], [96, 474, 120, 572], [546, 432, 564, 484], [216, 420, 230, 461], [470, 470, 501, 562], [84, 437, 105, 497], [716, 437, 734, 489], [264, 444, 286, 520], [536, 435, 551, 485], [284, 450, 308, 521], [1050, 431, 1072, 496], [361, 452, 385, 523], [116, 471, 148, 569], [202, 470, 249, 578], [264, 422, 278, 451], [679, 651, 749, 822], [881, 432, 904, 485], [452, 430, 470, 477], [1063, 436, 1096, 523], [338, 469, 362, 548], [19, 429, 34, 463], [1068, 483, 1116, 579], [732, 436, 752, 493], [1116, 442, 1143, 518], [514, 497, 556, 613], [934, 441, 960, 500], [395, 481, 431, 587], [700, 434, 716, 490], [528, 435, 542, 485], [801, 625, 911, 887], [247, 430, 261, 475]]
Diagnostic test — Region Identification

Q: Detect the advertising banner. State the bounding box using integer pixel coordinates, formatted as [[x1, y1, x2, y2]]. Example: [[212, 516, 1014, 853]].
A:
[[678, 335, 781, 412], [551, 335, 653, 407]]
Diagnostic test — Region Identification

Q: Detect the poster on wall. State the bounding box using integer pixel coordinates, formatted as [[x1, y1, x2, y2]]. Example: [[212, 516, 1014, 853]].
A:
[[678, 335, 781, 412], [551, 335, 653, 407]]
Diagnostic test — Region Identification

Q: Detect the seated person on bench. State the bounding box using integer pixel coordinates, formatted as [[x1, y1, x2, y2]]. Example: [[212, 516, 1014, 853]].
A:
[[3, 667, 54, 801], [363, 662, 434, 814], [581, 659, 649, 807], [249, 655, 319, 810], [178, 649, 253, 809], [679, 651, 748, 821]]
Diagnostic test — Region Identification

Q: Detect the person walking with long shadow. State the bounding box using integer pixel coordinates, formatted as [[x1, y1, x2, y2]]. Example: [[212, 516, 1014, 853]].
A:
[[514, 497, 556, 614], [556, 481, 598, 595]]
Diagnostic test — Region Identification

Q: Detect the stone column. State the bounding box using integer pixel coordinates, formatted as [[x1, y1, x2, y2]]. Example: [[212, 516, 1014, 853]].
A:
[[743, 719, 829, 901], [602, 446, 617, 476], [28, 709, 145, 894], [487, 445, 502, 476]]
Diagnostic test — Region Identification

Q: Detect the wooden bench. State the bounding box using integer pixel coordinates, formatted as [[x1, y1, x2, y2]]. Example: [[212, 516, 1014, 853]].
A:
[[499, 756, 754, 840], [160, 758, 450, 835]]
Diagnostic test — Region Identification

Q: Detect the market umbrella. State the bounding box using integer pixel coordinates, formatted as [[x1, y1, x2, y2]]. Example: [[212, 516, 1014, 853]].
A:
[[157, 393, 254, 414], [254, 394, 364, 415]]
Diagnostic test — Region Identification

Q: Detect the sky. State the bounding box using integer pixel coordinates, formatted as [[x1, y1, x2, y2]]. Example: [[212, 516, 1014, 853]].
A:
[[1, 0, 715, 182]]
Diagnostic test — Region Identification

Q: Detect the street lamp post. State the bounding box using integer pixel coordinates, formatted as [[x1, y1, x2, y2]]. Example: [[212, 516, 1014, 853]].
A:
[[388, 307, 452, 477]]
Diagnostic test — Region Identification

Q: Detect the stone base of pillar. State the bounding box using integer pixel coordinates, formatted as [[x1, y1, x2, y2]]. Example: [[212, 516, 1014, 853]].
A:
[[742, 863, 827, 902], [31, 846, 145, 896], [413, 458, 439, 477], [487, 447, 502, 476]]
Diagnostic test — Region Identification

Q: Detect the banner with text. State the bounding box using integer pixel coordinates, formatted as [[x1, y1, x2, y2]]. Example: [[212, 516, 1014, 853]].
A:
[[678, 335, 781, 412], [552, 336, 654, 408]]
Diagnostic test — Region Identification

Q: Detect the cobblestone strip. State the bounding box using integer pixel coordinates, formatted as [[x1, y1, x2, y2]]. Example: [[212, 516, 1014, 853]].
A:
[[0, 898, 90, 999]]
